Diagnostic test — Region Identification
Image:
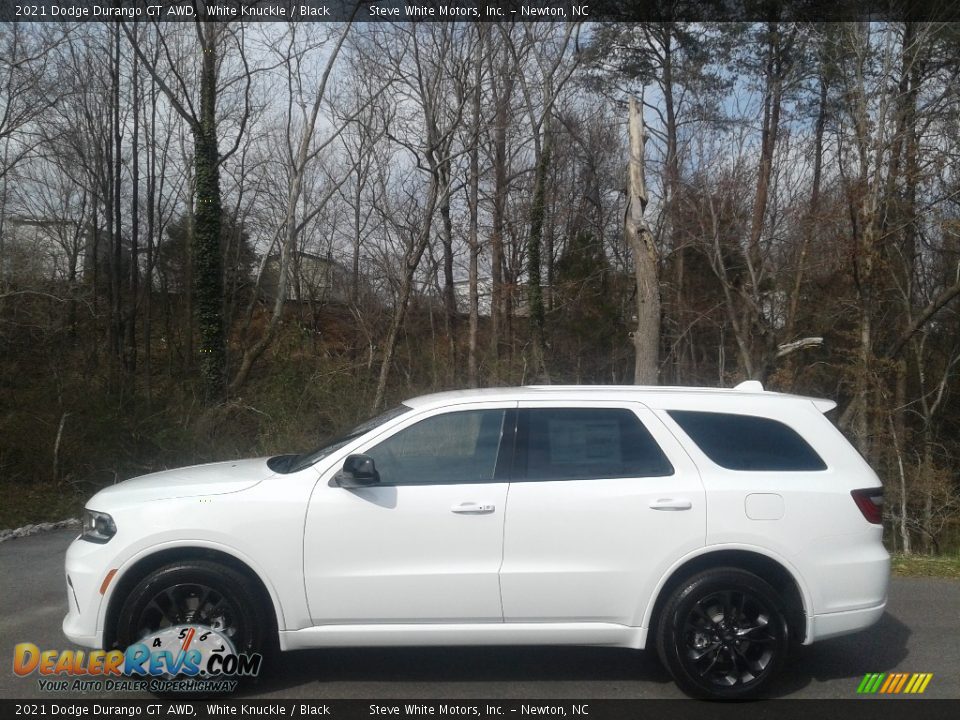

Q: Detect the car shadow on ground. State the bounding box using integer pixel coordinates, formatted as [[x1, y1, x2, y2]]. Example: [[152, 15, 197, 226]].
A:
[[239, 645, 676, 697], [764, 611, 911, 698], [237, 612, 910, 699]]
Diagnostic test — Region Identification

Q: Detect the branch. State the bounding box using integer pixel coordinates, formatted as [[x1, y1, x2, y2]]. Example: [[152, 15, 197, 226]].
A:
[[219, 23, 253, 166], [120, 22, 200, 133], [0, 290, 67, 302], [776, 337, 824, 358], [888, 271, 960, 358]]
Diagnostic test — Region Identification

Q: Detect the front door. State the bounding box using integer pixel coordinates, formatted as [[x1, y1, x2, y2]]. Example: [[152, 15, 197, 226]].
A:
[[303, 403, 515, 624]]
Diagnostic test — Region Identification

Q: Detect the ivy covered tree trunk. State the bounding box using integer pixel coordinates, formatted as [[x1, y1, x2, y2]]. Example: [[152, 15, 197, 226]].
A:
[[193, 28, 225, 400]]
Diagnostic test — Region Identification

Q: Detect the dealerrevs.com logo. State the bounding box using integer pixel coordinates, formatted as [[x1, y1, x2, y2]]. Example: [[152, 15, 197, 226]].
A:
[[13, 624, 261, 693]]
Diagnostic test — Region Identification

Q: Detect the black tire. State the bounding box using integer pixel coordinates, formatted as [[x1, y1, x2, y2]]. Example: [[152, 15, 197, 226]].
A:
[[655, 568, 790, 699], [115, 560, 271, 662]]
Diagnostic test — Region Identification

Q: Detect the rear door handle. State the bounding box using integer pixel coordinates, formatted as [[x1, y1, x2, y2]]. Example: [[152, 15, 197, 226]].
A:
[[451, 502, 495, 515], [649, 498, 693, 511]]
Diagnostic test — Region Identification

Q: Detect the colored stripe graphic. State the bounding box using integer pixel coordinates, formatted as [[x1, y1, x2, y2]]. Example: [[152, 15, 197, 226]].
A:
[[857, 673, 884, 693], [879, 674, 896, 693], [857, 672, 932, 694], [893, 673, 909, 693]]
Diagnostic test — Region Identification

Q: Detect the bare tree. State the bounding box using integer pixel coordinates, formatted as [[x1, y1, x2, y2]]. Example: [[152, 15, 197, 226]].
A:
[[626, 96, 660, 384], [229, 21, 358, 392], [366, 23, 471, 410]]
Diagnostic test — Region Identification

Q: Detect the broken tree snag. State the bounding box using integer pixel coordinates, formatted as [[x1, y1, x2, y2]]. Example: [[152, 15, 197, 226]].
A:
[[626, 95, 660, 385], [775, 336, 824, 358]]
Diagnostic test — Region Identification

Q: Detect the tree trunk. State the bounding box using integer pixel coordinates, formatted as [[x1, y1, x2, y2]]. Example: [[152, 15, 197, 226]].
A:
[[193, 23, 226, 399], [110, 23, 124, 370], [488, 55, 511, 377], [144, 71, 157, 402], [922, 439, 934, 553], [371, 179, 440, 411], [658, 24, 684, 383], [125, 29, 139, 377], [889, 395, 912, 555], [743, 23, 785, 377], [352, 166, 362, 303], [527, 119, 551, 383], [439, 157, 457, 382], [626, 96, 660, 384], [747, 24, 783, 278], [785, 67, 827, 348], [467, 39, 482, 388]]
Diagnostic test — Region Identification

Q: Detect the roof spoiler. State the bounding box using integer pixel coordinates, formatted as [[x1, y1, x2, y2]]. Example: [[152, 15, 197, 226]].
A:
[[734, 380, 837, 413]]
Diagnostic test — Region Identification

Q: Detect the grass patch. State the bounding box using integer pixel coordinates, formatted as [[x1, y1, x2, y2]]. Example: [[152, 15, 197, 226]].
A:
[[0, 482, 86, 529], [890, 553, 960, 579]]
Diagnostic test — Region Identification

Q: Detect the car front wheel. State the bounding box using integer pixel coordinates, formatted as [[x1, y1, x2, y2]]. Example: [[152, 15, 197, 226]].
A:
[[115, 559, 269, 660], [656, 568, 790, 699]]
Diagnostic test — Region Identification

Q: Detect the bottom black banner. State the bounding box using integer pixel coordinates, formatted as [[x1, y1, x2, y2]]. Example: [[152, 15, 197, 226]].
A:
[[2, 700, 959, 720]]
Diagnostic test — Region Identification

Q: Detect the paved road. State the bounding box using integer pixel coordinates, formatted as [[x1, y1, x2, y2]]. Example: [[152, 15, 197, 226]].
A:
[[2, 529, 958, 699]]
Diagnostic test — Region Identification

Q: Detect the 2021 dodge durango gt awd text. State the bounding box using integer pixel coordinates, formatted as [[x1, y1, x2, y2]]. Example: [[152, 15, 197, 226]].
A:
[[63, 383, 889, 698]]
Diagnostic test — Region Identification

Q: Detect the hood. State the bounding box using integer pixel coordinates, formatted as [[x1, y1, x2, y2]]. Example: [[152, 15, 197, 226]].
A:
[[88, 458, 275, 508]]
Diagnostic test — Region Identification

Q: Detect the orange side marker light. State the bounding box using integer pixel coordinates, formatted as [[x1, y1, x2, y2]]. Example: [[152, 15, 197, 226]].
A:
[[99, 569, 118, 595]]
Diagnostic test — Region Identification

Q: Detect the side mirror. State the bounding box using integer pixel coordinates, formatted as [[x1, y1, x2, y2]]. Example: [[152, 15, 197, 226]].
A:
[[333, 454, 380, 488]]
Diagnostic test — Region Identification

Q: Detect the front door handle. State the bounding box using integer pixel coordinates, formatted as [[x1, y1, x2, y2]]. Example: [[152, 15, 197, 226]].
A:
[[649, 498, 693, 511], [451, 502, 495, 515]]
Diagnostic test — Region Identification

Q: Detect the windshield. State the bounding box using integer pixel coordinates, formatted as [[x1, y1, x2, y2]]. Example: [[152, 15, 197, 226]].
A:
[[283, 404, 411, 474]]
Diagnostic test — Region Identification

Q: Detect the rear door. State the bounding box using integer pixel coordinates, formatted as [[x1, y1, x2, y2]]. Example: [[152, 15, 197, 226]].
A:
[[499, 401, 706, 626]]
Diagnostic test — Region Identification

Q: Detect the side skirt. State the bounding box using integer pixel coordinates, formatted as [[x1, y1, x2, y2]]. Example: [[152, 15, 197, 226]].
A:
[[279, 623, 648, 652]]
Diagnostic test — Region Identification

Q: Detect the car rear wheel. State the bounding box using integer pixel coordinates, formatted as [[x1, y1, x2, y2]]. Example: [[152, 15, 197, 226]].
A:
[[656, 568, 789, 699]]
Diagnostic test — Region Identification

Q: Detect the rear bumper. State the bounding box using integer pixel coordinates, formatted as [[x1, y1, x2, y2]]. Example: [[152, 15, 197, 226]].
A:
[[799, 525, 890, 644], [807, 600, 886, 643]]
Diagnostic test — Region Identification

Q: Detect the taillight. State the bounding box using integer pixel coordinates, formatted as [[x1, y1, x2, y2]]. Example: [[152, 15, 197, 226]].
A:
[[851, 487, 884, 524]]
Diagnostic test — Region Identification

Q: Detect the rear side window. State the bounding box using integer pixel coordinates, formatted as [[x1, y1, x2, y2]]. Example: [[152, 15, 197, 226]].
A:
[[668, 410, 826, 471], [517, 408, 673, 481]]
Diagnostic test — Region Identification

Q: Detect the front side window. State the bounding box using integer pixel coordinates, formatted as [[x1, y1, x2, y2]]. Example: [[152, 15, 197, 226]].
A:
[[285, 404, 412, 473], [517, 408, 673, 481], [667, 410, 827, 471], [365, 409, 506, 485]]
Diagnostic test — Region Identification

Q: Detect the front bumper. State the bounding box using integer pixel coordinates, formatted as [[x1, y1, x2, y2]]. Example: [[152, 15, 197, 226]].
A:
[[62, 533, 116, 649], [62, 608, 102, 648]]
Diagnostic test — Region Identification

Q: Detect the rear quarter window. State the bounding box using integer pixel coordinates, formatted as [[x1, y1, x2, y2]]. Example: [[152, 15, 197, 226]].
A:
[[667, 410, 827, 471]]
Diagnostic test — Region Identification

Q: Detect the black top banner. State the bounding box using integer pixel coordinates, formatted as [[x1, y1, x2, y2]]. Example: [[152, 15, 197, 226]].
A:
[[2, 0, 960, 23]]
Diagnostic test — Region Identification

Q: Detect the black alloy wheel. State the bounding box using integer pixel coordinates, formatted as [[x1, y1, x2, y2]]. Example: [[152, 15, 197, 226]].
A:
[[656, 568, 790, 699], [115, 560, 269, 658], [133, 582, 244, 645]]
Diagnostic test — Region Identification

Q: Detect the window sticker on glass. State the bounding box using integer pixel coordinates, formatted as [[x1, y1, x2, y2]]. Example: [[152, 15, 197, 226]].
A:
[[547, 419, 622, 465]]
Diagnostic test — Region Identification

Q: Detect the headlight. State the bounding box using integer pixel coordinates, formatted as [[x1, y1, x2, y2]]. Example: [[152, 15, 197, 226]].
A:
[[81, 509, 116, 543]]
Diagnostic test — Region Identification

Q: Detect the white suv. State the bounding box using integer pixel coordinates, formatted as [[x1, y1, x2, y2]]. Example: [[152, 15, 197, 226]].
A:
[[63, 383, 889, 698]]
